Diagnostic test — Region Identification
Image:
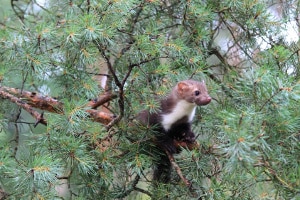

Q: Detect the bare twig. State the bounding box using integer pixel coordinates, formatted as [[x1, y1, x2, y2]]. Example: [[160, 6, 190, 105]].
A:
[[164, 150, 192, 188], [88, 92, 117, 109]]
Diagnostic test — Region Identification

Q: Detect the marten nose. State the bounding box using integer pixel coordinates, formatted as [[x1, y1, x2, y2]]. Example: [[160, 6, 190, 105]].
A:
[[201, 96, 211, 105], [206, 96, 212, 103]]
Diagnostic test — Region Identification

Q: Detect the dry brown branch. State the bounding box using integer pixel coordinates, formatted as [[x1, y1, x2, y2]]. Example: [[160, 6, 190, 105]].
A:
[[1, 86, 63, 113], [0, 89, 47, 126], [0, 86, 115, 126], [86, 109, 116, 124]]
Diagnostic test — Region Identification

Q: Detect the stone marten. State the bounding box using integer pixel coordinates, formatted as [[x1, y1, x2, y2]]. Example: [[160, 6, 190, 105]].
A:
[[138, 80, 211, 183]]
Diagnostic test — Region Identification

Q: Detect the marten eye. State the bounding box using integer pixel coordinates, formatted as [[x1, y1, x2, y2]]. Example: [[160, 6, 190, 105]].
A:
[[194, 90, 200, 96]]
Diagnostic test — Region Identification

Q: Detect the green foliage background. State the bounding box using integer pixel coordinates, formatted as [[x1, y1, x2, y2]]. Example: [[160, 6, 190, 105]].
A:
[[0, 0, 300, 199]]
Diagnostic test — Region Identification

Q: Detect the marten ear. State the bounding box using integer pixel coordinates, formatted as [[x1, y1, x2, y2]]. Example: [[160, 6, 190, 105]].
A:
[[177, 81, 189, 95]]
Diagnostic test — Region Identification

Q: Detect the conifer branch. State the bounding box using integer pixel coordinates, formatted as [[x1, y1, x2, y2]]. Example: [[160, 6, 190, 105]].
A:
[[259, 88, 282, 111], [115, 175, 141, 198], [134, 187, 152, 198], [94, 41, 124, 129], [264, 167, 297, 192]]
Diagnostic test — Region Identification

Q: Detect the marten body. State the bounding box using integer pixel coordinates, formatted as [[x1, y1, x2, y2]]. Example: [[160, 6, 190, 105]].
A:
[[139, 80, 211, 153], [138, 80, 211, 183]]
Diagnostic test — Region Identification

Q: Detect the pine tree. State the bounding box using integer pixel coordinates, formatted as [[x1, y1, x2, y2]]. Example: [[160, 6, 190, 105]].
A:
[[0, 0, 300, 199]]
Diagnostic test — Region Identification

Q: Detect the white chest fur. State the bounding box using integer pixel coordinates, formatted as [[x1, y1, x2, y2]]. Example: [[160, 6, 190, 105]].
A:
[[161, 100, 196, 131]]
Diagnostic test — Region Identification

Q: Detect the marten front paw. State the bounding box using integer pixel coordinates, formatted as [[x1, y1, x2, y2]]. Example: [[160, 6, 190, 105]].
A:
[[177, 131, 195, 143], [174, 139, 199, 151]]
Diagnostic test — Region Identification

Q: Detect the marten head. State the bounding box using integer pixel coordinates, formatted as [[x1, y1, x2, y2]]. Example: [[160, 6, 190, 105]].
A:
[[176, 80, 211, 106]]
